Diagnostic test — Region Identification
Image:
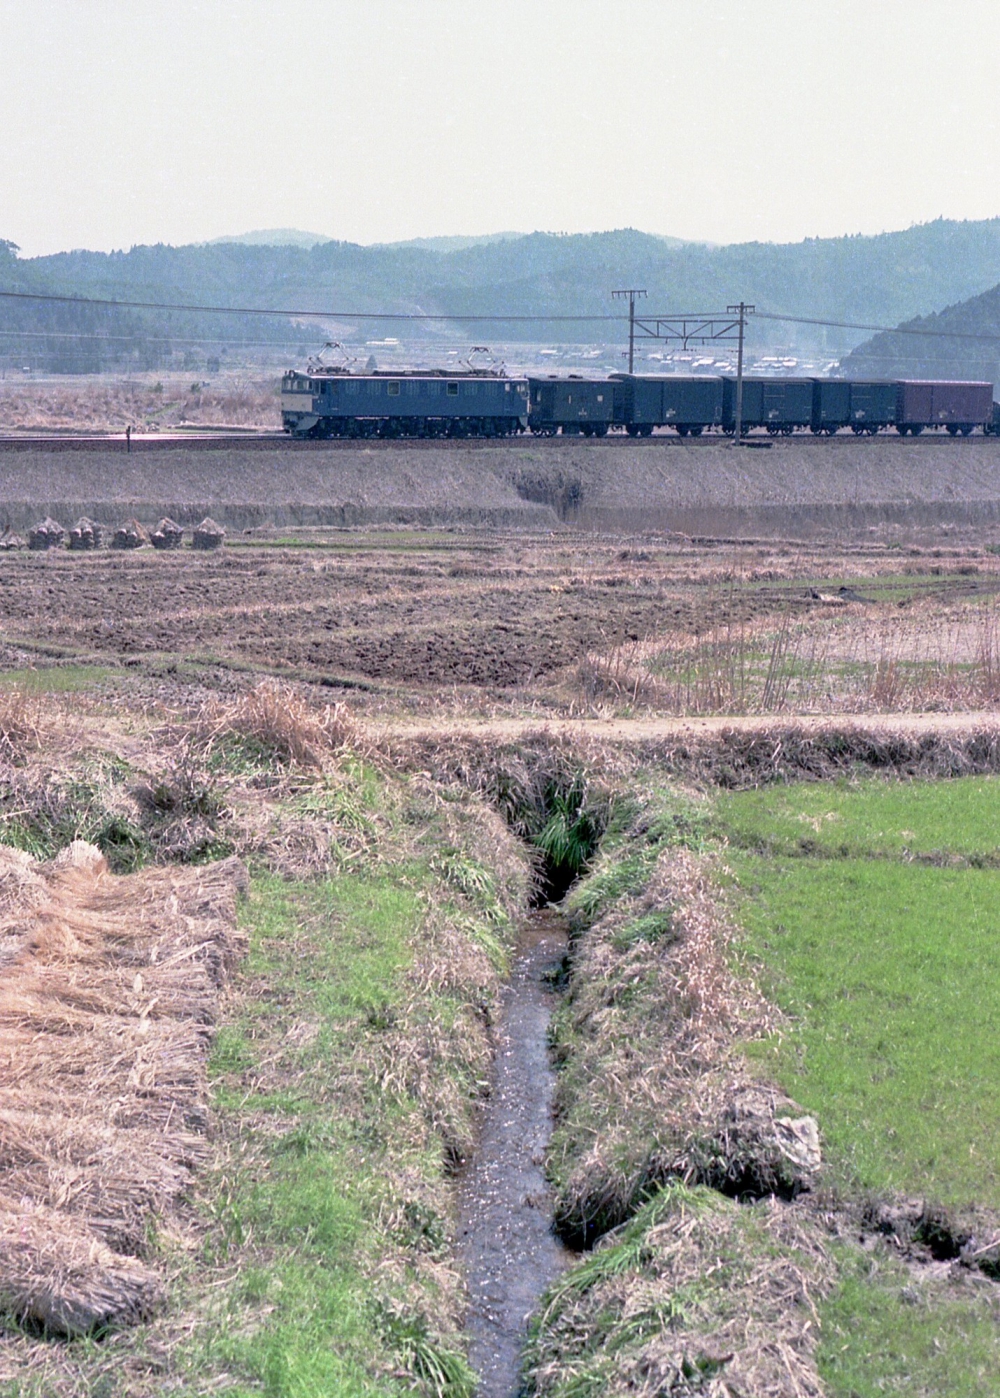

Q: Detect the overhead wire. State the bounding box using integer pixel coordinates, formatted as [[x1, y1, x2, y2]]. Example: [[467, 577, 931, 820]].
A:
[[1, 286, 998, 347]]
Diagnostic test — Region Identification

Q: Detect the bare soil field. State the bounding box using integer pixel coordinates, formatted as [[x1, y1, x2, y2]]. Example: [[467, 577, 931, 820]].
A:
[[1, 526, 1000, 711]]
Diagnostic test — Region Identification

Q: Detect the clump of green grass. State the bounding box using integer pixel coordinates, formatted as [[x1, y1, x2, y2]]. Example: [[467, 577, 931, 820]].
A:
[[718, 776, 1000, 1209], [0, 753, 152, 872]]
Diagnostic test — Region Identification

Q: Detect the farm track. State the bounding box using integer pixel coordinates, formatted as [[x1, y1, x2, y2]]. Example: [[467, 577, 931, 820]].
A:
[[373, 710, 1000, 743]]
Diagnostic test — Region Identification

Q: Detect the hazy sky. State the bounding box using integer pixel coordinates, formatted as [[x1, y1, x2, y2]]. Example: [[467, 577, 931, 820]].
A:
[[4, 0, 1000, 257]]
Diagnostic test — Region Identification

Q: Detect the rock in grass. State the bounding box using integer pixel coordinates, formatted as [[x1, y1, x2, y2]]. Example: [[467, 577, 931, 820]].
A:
[[701, 1085, 822, 1197], [68, 517, 102, 550], [27, 518, 64, 551], [150, 517, 184, 550], [111, 518, 150, 550], [192, 517, 225, 550]]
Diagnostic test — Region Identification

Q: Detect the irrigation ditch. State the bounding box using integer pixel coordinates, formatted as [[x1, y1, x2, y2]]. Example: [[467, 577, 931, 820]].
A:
[[407, 728, 1000, 1395]]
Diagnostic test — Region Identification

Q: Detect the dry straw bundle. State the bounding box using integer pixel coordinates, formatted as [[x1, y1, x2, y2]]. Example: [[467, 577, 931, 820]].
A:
[[0, 841, 246, 1336]]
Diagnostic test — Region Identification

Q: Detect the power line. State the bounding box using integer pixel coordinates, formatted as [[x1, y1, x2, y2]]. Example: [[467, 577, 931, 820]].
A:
[[0, 288, 620, 323], [755, 309, 1000, 345], [3, 284, 1000, 347]]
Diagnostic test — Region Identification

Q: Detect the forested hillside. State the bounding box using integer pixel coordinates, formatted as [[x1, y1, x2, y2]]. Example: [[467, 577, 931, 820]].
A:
[[840, 280, 1000, 383], [5, 218, 1000, 372]]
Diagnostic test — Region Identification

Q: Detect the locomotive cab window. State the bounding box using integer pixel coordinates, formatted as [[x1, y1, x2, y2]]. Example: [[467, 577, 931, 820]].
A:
[[447, 382, 459, 396], [387, 381, 400, 396]]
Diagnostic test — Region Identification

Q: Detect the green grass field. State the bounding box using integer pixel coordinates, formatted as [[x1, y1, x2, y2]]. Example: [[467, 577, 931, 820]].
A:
[[716, 775, 1000, 1395], [717, 776, 1000, 1208]]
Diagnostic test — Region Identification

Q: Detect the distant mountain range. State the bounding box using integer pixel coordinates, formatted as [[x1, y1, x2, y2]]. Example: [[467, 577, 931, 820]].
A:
[[4, 219, 1000, 373]]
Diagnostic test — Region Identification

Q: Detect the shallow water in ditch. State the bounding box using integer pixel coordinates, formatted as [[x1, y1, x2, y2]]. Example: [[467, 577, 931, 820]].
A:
[[456, 907, 573, 1398]]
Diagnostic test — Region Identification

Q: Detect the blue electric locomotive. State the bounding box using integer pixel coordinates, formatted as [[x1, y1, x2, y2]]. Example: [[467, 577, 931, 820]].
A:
[[281, 367, 529, 438]]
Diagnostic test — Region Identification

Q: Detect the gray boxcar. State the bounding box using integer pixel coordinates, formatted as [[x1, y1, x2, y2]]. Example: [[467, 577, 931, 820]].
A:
[[811, 380, 897, 434], [722, 378, 813, 433]]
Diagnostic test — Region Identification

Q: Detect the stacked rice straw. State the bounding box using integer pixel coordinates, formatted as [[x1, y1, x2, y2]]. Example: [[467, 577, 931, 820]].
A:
[[0, 841, 246, 1335]]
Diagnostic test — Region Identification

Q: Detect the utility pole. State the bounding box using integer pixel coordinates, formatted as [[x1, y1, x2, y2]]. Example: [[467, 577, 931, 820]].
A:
[[726, 302, 755, 442], [612, 289, 647, 373]]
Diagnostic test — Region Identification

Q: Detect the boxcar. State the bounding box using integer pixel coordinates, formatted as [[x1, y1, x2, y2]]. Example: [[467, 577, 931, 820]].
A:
[[281, 369, 529, 437], [527, 376, 616, 434], [811, 379, 897, 434], [722, 378, 813, 434], [616, 375, 723, 435], [896, 380, 992, 435]]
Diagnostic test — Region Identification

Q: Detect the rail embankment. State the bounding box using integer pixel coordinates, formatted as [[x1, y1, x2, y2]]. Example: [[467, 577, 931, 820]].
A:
[[2, 435, 1000, 535]]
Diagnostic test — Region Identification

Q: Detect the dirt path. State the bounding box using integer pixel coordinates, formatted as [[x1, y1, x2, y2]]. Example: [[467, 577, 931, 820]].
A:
[[373, 709, 1000, 745]]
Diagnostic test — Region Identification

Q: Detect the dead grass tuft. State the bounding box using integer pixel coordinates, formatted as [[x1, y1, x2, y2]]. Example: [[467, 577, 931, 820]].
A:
[[550, 834, 819, 1246], [191, 680, 359, 769], [0, 689, 42, 764]]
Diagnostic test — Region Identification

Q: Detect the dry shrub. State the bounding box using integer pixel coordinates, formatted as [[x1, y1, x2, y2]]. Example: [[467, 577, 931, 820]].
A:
[[0, 841, 247, 1334], [0, 689, 41, 764], [525, 1184, 834, 1398], [550, 845, 819, 1246], [192, 680, 358, 769]]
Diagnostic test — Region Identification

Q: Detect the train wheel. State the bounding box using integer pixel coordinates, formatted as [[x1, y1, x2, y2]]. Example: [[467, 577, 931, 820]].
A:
[[896, 424, 909, 436], [911, 424, 923, 436], [676, 424, 688, 437], [947, 424, 959, 436], [593, 423, 608, 437], [961, 424, 974, 436], [626, 424, 640, 437], [689, 425, 703, 437]]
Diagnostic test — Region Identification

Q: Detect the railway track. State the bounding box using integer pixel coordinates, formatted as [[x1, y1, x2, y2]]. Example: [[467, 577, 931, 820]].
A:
[[0, 430, 994, 452]]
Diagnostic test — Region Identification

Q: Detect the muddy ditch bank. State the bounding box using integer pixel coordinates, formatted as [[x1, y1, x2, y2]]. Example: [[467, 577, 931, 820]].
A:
[[3, 436, 1000, 535]]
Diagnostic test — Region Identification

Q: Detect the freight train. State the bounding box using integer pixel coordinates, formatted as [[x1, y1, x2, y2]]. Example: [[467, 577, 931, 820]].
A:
[[280, 367, 998, 439]]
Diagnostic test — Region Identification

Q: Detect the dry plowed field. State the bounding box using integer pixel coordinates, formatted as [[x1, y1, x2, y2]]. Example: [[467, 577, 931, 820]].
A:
[[1, 528, 999, 705]]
